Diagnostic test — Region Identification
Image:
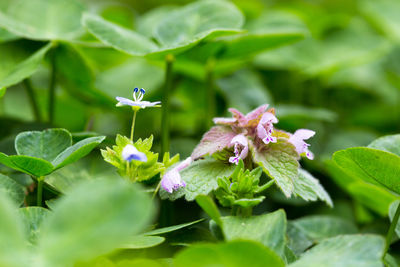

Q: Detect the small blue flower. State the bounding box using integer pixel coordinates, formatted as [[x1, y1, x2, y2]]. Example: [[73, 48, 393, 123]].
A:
[[122, 144, 147, 162], [116, 88, 161, 109]]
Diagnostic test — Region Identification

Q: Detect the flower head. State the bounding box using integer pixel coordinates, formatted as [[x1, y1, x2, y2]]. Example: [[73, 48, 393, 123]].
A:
[[116, 88, 161, 109], [288, 129, 315, 160], [161, 157, 192, 193], [122, 144, 147, 162], [229, 134, 249, 165], [256, 112, 278, 144]]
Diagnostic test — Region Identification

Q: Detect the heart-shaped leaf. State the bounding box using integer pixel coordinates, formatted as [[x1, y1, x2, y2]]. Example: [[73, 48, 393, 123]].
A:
[[37, 179, 154, 266], [7, 155, 55, 177], [368, 134, 400, 157], [15, 129, 72, 162], [0, 0, 86, 40]]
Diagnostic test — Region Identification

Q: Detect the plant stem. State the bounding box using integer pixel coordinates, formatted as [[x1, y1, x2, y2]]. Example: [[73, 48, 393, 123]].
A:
[[205, 58, 216, 129], [152, 181, 161, 200], [23, 79, 41, 122], [130, 109, 138, 141], [161, 54, 174, 156], [48, 49, 56, 124], [37, 177, 44, 207], [384, 202, 400, 257]]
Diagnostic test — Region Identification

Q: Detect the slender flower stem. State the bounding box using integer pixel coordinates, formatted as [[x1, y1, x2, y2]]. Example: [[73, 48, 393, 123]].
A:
[[23, 79, 41, 122], [161, 54, 174, 156], [130, 109, 138, 141], [384, 202, 400, 257], [152, 181, 161, 200], [37, 177, 44, 207], [205, 58, 216, 129], [48, 49, 56, 124]]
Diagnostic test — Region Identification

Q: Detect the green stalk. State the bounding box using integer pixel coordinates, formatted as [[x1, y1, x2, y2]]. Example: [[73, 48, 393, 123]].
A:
[[161, 54, 174, 156], [254, 180, 275, 194], [130, 109, 138, 141], [384, 202, 400, 257], [48, 49, 56, 124], [23, 79, 42, 122], [205, 58, 216, 129], [37, 177, 44, 207]]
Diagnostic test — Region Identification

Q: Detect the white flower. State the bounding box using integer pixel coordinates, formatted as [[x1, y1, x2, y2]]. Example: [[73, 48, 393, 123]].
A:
[[116, 88, 161, 109], [229, 134, 249, 165], [288, 129, 315, 160], [122, 144, 147, 162], [256, 112, 278, 144]]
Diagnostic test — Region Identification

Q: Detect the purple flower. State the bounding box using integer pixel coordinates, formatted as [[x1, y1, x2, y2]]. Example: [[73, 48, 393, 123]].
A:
[[116, 88, 161, 109], [161, 157, 192, 193], [256, 112, 278, 144], [122, 144, 147, 162], [288, 129, 315, 160], [213, 104, 270, 128], [229, 134, 249, 165]]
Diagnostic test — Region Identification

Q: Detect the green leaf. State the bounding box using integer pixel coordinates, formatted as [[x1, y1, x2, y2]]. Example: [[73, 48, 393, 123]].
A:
[[153, 0, 243, 51], [325, 160, 397, 216], [220, 210, 286, 257], [389, 200, 400, 238], [37, 179, 154, 266], [19, 207, 50, 244], [160, 158, 236, 201], [368, 134, 400, 157], [52, 136, 105, 169], [290, 216, 358, 244], [0, 87, 6, 98], [120, 235, 165, 249], [82, 13, 158, 56], [15, 128, 72, 162], [252, 141, 299, 197], [0, 191, 29, 267], [293, 169, 333, 207], [174, 240, 285, 267], [144, 219, 204, 236], [0, 173, 25, 205], [137, 6, 177, 38], [6, 155, 54, 177], [333, 147, 400, 194], [196, 195, 223, 228], [289, 235, 384, 267], [0, 43, 51, 88], [0, 0, 86, 40]]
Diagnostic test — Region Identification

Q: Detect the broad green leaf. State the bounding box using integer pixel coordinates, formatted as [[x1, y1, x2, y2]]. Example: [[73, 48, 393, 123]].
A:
[[368, 134, 400, 157], [120, 235, 165, 249], [15, 129, 72, 162], [289, 235, 384, 267], [0, 27, 17, 42], [220, 210, 286, 256], [389, 200, 400, 238], [286, 222, 313, 256], [0, 0, 86, 40], [52, 136, 105, 169], [154, 0, 244, 49], [7, 155, 54, 177], [0, 43, 51, 88], [0, 191, 29, 267], [293, 169, 333, 207], [19, 207, 50, 244], [174, 240, 285, 267], [290, 216, 358, 244], [37, 179, 154, 266], [160, 158, 236, 201], [82, 13, 158, 56], [137, 6, 177, 38], [216, 69, 273, 114], [252, 141, 299, 197], [325, 160, 397, 216], [196, 195, 223, 228], [144, 219, 204, 236], [333, 147, 400, 194], [0, 173, 24, 205], [0, 87, 5, 98]]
